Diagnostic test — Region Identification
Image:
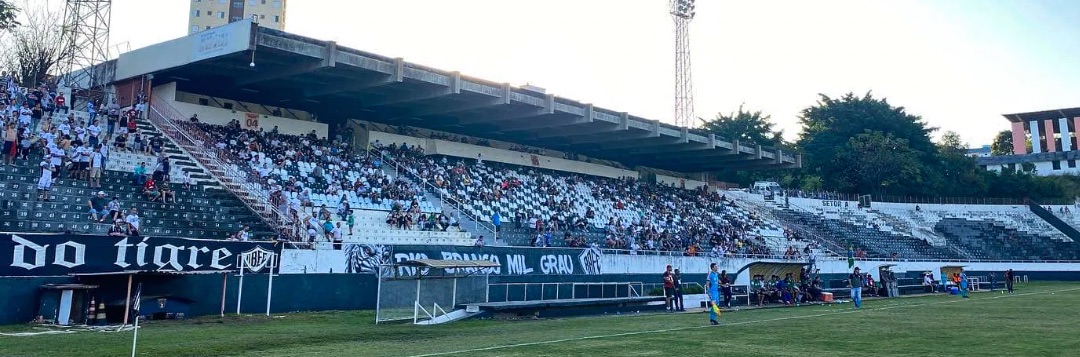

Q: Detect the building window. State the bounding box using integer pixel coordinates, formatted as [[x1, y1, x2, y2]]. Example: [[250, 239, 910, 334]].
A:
[[249, 0, 258, 4], [190, 25, 200, 33], [223, 102, 234, 110], [272, 0, 281, 8], [261, 0, 266, 4], [198, 98, 209, 106], [218, 0, 226, 4], [206, 25, 211, 29], [192, 9, 199, 17], [273, 14, 280, 22], [1069, 159, 1076, 168], [1053, 160, 1061, 170], [230, 16, 243, 22], [259, 14, 265, 19], [233, 1, 243, 8], [218, 11, 225, 19]]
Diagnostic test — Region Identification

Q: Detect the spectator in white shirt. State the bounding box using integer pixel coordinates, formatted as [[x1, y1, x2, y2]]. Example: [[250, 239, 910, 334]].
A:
[[125, 208, 141, 234], [89, 145, 103, 188], [182, 172, 193, 189]]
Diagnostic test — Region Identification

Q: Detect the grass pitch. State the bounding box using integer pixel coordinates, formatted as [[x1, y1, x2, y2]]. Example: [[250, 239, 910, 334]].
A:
[[2, 282, 1079, 357]]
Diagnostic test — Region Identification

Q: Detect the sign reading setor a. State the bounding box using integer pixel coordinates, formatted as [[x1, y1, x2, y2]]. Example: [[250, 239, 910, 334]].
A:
[[3, 234, 278, 276]]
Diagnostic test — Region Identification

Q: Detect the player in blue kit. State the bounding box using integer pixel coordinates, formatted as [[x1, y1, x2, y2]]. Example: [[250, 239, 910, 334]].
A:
[[706, 263, 720, 325]]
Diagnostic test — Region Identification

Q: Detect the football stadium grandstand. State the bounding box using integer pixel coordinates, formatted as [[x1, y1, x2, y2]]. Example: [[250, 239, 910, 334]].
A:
[[2, 19, 1080, 336]]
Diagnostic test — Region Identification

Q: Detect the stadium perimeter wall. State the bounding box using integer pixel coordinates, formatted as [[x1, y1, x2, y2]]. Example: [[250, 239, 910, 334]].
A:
[[282, 245, 1080, 286], [4, 234, 1080, 324]]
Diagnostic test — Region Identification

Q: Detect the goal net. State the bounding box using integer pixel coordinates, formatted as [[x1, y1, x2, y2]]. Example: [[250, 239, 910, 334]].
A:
[[375, 263, 491, 324]]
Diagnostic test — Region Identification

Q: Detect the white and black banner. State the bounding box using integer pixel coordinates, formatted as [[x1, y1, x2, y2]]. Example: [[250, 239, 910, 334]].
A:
[[3, 234, 279, 276]]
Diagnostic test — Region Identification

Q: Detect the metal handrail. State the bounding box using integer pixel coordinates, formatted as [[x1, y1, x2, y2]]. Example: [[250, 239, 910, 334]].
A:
[[487, 281, 644, 302], [783, 190, 1076, 206], [147, 97, 295, 240], [597, 248, 816, 261], [371, 147, 497, 240], [596, 248, 1080, 263]]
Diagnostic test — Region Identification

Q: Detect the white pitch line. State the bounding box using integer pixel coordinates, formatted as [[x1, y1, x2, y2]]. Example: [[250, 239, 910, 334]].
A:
[[405, 286, 1080, 357]]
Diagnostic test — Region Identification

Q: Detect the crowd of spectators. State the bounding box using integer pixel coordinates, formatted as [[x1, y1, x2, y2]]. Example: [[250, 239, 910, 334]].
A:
[[0, 76, 178, 237], [366, 137, 773, 255], [174, 113, 784, 256], [186, 119, 447, 242]]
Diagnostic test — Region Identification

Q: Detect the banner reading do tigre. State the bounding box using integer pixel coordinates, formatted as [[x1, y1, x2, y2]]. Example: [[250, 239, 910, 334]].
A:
[[1, 233, 279, 276]]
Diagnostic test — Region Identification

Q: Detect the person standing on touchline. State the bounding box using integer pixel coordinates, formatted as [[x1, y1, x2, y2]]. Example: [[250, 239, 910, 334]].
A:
[[706, 263, 721, 325]]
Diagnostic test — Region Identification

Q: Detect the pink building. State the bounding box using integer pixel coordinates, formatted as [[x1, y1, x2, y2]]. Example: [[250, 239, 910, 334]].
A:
[[987, 107, 1080, 175]]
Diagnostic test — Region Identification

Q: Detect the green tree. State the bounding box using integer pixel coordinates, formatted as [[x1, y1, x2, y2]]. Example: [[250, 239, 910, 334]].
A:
[[938, 131, 965, 155], [0, 0, 19, 32], [990, 130, 1014, 156], [1, 0, 64, 87], [698, 104, 785, 148], [935, 130, 989, 197], [834, 131, 924, 194], [800, 175, 823, 192], [797, 92, 939, 194]]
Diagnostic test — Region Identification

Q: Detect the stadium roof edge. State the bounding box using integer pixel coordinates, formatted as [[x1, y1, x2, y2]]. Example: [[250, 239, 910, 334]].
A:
[[1002, 107, 1080, 123], [120, 24, 799, 172]]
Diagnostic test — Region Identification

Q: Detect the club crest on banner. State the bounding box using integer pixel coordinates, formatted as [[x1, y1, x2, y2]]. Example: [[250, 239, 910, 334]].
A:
[[578, 247, 603, 275], [239, 246, 276, 273]]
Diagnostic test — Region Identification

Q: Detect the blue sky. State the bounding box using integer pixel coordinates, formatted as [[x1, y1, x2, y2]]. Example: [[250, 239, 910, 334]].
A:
[[101, 0, 1080, 147]]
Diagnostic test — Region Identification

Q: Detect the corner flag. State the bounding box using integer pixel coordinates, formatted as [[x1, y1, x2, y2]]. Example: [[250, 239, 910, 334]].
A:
[[132, 283, 142, 313], [130, 283, 143, 357]]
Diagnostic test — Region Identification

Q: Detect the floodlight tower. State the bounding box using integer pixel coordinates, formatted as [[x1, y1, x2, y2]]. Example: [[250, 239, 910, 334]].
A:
[[670, 0, 696, 128], [58, 0, 112, 95]]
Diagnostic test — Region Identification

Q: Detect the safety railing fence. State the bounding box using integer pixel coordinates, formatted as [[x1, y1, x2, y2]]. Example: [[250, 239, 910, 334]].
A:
[[596, 248, 1080, 263], [783, 190, 1075, 206], [371, 147, 497, 240], [487, 281, 644, 303], [147, 96, 295, 240]]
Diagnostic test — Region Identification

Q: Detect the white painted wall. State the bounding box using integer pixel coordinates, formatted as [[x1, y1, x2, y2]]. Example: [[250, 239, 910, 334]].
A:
[[116, 20, 253, 81], [656, 174, 707, 190], [983, 160, 1080, 176], [153, 82, 328, 139], [174, 91, 315, 123], [367, 131, 426, 150], [365, 130, 639, 179], [280, 248, 1080, 286]]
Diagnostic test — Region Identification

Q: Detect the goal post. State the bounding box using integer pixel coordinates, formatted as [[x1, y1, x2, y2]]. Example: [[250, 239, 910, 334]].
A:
[[375, 259, 497, 325]]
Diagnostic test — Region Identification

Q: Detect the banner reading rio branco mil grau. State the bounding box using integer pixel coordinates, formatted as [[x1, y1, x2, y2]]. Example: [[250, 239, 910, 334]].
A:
[[1, 234, 278, 276]]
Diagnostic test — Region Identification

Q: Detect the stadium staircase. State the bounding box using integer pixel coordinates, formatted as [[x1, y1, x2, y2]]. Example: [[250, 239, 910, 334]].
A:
[[864, 208, 946, 247], [1028, 202, 1080, 243], [53, 109, 218, 188], [375, 149, 495, 244], [147, 97, 292, 239], [722, 191, 843, 256]]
